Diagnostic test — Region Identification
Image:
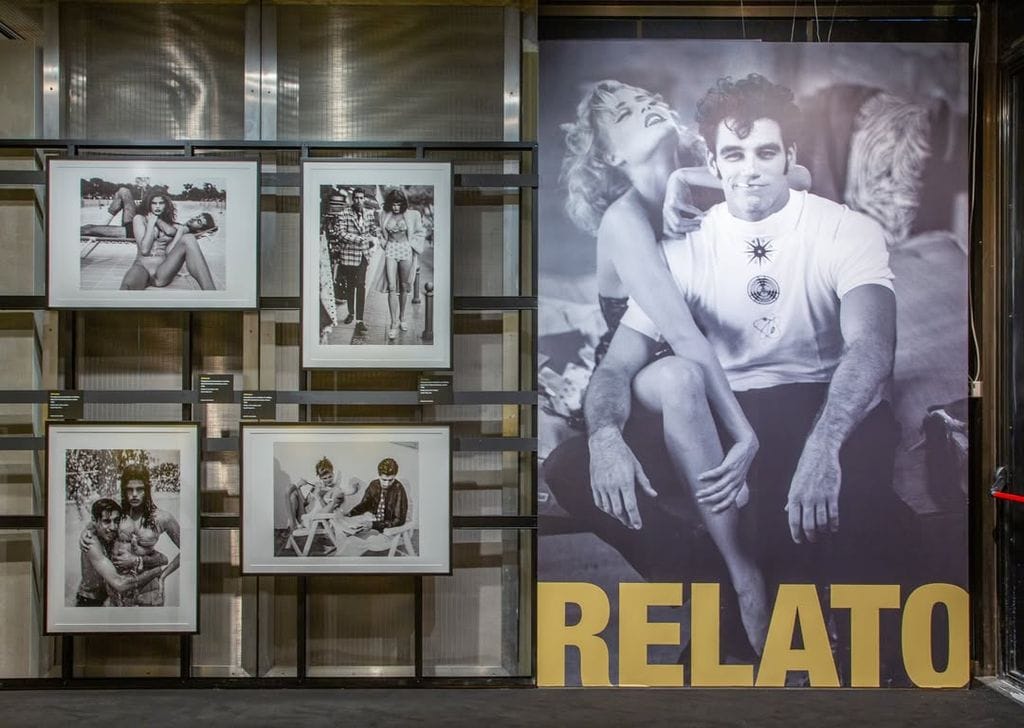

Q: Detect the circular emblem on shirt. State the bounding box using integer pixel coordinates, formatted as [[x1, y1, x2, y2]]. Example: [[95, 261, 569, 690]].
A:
[[747, 276, 780, 305]]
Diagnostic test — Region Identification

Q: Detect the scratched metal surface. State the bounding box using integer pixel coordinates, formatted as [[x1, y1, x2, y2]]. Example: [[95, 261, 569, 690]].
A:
[[274, 4, 506, 141], [59, 3, 246, 139]]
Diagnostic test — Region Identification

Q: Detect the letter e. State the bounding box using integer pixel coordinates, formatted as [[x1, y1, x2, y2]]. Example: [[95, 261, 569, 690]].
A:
[[618, 583, 684, 687]]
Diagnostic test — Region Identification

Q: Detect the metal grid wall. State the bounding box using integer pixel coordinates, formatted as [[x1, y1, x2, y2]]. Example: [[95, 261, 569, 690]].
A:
[[0, 0, 538, 687], [59, 3, 248, 140], [275, 4, 507, 141]]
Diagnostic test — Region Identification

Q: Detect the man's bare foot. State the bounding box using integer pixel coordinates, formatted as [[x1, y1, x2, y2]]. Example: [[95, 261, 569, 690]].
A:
[[736, 573, 769, 656]]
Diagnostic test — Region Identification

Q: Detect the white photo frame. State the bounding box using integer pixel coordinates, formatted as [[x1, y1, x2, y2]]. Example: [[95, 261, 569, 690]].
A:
[[300, 160, 452, 369], [48, 157, 259, 309], [240, 423, 451, 575], [45, 422, 200, 633]]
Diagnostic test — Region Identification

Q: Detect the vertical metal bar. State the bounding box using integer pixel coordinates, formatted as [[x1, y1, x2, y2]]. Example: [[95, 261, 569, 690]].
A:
[[180, 635, 192, 681], [60, 637, 73, 683], [296, 575, 307, 680], [244, 1, 262, 141], [301, 370, 310, 423], [42, 0, 59, 138], [530, 525, 537, 681], [261, 3, 278, 141], [531, 155, 538, 302], [182, 312, 193, 421], [34, 46, 44, 138], [181, 309, 193, 680], [414, 576, 424, 678], [62, 311, 76, 390], [502, 5, 521, 144], [182, 311, 194, 677], [297, 364, 309, 680], [977, 2, 1003, 677], [502, 6, 522, 297], [529, 135, 540, 684], [35, 163, 47, 300]]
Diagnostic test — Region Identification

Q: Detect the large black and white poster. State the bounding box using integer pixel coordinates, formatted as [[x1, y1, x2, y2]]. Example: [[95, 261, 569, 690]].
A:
[[537, 41, 969, 688]]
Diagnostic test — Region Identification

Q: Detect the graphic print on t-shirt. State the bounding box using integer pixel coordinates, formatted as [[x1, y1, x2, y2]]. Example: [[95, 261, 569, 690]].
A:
[[745, 237, 775, 266], [747, 275, 780, 305], [753, 315, 781, 338]]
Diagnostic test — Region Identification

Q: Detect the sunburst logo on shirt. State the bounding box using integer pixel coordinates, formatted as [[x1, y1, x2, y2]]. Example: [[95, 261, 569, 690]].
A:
[[745, 237, 775, 266]]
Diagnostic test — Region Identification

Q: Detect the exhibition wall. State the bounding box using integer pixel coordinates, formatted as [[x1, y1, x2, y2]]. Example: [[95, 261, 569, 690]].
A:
[[0, 0, 537, 684], [1, 0, 1020, 692]]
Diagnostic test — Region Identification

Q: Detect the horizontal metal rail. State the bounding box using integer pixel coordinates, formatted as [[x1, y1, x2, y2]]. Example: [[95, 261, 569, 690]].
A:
[[0, 436, 538, 452], [0, 296, 537, 311], [0, 138, 537, 151], [0, 170, 538, 189], [0, 514, 538, 531], [0, 389, 537, 405], [0, 675, 535, 689]]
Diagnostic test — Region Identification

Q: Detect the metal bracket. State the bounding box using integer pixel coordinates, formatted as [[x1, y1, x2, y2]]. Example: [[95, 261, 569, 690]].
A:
[[990, 466, 1024, 503]]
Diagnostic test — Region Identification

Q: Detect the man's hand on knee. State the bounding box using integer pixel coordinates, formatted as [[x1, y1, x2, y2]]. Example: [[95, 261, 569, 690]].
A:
[[785, 437, 842, 543], [588, 425, 657, 530]]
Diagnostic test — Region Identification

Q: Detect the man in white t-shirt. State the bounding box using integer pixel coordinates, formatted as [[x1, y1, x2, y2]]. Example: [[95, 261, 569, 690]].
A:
[[549, 75, 911, 610]]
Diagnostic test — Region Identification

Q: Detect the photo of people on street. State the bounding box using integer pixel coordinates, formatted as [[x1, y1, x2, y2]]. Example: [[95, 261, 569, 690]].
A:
[[317, 183, 435, 347], [301, 160, 451, 369]]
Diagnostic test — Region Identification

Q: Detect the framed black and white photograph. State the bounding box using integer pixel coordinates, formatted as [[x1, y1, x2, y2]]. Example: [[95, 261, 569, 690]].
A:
[[240, 423, 451, 575], [45, 422, 200, 633], [47, 157, 259, 309], [300, 160, 452, 369]]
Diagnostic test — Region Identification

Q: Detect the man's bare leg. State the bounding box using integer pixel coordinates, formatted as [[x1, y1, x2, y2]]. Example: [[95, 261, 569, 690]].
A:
[[82, 224, 129, 238], [284, 485, 306, 530], [633, 355, 768, 654], [106, 187, 138, 224], [181, 235, 216, 289], [153, 235, 216, 290]]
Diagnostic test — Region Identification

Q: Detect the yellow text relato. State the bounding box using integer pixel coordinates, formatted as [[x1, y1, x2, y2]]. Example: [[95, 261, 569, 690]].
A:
[[538, 582, 969, 688]]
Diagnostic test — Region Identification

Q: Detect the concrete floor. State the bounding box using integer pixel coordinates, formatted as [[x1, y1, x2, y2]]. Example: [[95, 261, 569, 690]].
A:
[[0, 683, 1019, 727]]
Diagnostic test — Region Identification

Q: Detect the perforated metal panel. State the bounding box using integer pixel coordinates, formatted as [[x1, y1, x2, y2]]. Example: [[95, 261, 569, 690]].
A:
[[275, 4, 506, 141], [60, 3, 246, 139]]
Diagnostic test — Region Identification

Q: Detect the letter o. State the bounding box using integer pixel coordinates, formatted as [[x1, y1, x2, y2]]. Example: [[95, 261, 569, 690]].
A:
[[901, 584, 969, 688]]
